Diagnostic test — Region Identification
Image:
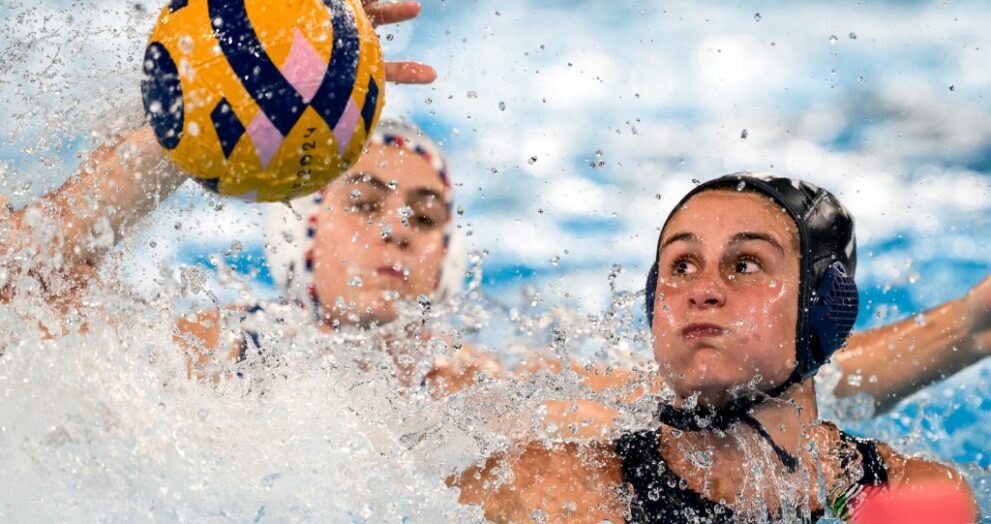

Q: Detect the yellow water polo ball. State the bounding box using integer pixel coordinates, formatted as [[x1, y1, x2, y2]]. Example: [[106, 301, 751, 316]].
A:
[[141, 0, 385, 202]]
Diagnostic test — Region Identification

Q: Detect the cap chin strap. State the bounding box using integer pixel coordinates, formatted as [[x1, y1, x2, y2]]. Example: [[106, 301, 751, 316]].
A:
[[655, 369, 805, 473]]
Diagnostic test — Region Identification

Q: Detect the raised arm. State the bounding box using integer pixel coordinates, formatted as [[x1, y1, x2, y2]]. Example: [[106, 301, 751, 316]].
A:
[[2, 126, 184, 271], [835, 275, 991, 413]]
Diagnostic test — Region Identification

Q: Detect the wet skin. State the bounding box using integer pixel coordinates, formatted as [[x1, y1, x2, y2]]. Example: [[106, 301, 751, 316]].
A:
[[310, 143, 449, 327], [652, 190, 801, 408]]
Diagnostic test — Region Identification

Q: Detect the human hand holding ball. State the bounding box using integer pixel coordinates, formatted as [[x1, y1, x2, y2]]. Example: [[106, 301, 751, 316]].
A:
[[141, 0, 434, 202]]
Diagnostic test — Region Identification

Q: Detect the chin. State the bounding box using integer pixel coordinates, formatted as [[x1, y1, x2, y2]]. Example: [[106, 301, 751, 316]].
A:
[[674, 372, 753, 407]]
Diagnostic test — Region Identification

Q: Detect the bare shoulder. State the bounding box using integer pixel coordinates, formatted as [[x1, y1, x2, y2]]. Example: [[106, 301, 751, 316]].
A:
[[451, 439, 625, 523], [874, 441, 979, 519]]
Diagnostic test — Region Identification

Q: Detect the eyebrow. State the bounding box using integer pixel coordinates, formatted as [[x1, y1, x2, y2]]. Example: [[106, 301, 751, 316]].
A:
[[408, 187, 448, 208], [659, 232, 697, 250], [345, 172, 390, 191], [729, 231, 785, 254]]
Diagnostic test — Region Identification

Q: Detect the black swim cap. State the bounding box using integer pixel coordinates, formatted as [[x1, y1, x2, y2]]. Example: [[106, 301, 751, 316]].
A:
[[645, 173, 859, 386]]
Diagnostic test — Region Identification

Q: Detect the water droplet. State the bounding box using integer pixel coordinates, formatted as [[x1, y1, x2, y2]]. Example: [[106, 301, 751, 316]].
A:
[[691, 178, 701, 185], [736, 180, 746, 191], [655, 193, 662, 200], [949, 84, 955, 91], [466, 90, 478, 99], [347, 276, 363, 287], [740, 129, 748, 139], [187, 122, 200, 137], [753, 12, 761, 21], [456, 206, 464, 216], [829, 35, 839, 44], [380, 224, 392, 239], [907, 272, 919, 284], [550, 255, 560, 266], [846, 373, 862, 387], [498, 101, 506, 111], [528, 156, 538, 165], [387, 180, 399, 190], [178, 35, 194, 54], [385, 33, 394, 41], [382, 289, 399, 301], [429, 338, 449, 355], [848, 32, 857, 40], [350, 189, 362, 199], [424, 97, 433, 105], [768, 279, 777, 288]]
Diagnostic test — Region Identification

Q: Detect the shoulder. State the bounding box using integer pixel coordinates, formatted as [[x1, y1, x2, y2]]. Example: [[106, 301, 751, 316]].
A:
[[451, 439, 625, 523], [822, 425, 979, 522], [875, 441, 977, 516]]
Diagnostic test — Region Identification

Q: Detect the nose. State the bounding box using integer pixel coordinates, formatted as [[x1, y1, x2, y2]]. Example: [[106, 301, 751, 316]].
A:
[[380, 201, 412, 251], [687, 273, 726, 310]]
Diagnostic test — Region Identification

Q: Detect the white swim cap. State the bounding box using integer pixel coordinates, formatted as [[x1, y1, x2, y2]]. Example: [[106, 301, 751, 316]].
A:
[[264, 118, 466, 315]]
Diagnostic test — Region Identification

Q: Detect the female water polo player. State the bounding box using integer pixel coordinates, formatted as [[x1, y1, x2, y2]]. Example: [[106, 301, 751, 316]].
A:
[[453, 174, 978, 523], [175, 118, 500, 391]]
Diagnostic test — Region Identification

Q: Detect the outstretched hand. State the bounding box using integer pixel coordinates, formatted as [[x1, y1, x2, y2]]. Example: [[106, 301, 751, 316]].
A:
[[363, 1, 437, 84], [964, 275, 991, 357]]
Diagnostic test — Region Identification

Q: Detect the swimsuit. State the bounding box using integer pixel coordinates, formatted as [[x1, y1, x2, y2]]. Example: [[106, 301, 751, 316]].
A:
[[614, 425, 888, 523]]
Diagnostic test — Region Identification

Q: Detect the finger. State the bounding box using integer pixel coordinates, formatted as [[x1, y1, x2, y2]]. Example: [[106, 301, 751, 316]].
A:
[[366, 2, 421, 26], [384, 61, 437, 84]]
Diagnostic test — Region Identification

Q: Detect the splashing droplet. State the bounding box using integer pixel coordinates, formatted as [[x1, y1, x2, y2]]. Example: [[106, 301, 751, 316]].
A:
[[829, 35, 839, 44]]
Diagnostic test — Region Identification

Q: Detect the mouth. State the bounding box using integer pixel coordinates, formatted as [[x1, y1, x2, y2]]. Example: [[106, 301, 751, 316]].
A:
[[374, 265, 407, 280], [680, 323, 726, 339]]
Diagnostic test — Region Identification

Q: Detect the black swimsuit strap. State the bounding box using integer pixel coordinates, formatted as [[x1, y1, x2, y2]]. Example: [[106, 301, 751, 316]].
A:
[[615, 428, 888, 523], [615, 429, 735, 524], [838, 430, 889, 485]]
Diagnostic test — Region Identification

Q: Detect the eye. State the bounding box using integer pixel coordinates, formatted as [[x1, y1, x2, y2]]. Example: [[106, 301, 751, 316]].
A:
[[672, 257, 698, 275], [348, 201, 380, 214], [734, 256, 763, 274]]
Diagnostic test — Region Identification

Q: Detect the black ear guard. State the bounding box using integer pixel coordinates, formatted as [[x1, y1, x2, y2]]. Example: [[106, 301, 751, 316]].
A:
[[802, 260, 859, 378], [645, 173, 859, 381]]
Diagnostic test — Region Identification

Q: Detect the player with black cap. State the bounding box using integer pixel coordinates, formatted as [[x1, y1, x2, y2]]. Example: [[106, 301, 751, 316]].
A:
[[454, 173, 978, 523]]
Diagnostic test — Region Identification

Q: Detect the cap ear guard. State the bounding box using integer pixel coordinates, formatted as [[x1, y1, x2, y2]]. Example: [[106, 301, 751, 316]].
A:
[[645, 261, 659, 327], [801, 261, 859, 378]]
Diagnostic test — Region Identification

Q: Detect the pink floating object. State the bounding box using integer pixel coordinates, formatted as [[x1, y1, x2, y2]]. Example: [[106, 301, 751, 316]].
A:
[[853, 482, 974, 524]]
